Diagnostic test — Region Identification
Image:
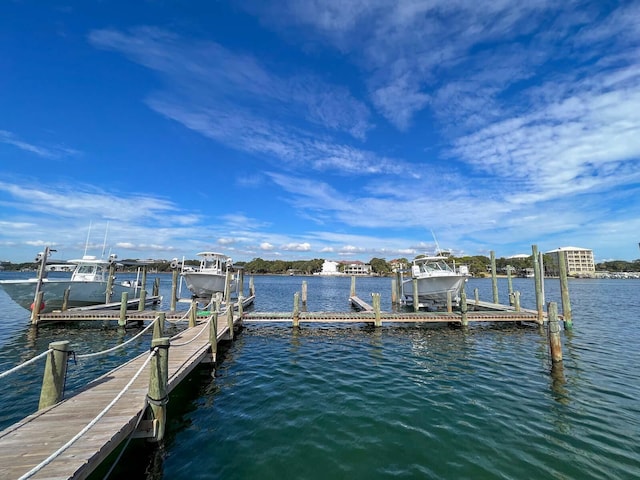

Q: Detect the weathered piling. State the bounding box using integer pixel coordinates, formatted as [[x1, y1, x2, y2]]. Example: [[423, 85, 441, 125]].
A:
[[30, 291, 44, 325], [395, 271, 402, 304], [350, 276, 356, 297], [209, 311, 218, 360], [226, 304, 234, 339], [302, 281, 308, 306], [491, 250, 499, 304], [532, 245, 544, 324], [153, 313, 165, 339], [446, 291, 452, 313], [391, 278, 397, 304], [507, 265, 514, 305], [514, 291, 521, 311], [62, 287, 70, 311], [170, 268, 178, 311], [412, 278, 419, 312], [293, 292, 300, 327], [148, 337, 169, 442], [249, 276, 255, 297], [119, 292, 128, 327], [460, 287, 468, 327], [557, 252, 573, 329], [189, 298, 197, 328], [106, 262, 115, 304], [372, 293, 381, 327], [547, 302, 563, 363], [237, 268, 245, 297], [153, 277, 160, 297], [474, 288, 479, 306], [224, 268, 232, 304], [38, 340, 70, 410]]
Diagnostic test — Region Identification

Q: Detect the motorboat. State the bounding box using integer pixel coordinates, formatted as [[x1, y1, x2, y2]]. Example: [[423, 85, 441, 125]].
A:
[[401, 253, 467, 309], [181, 252, 237, 298], [0, 252, 143, 313]]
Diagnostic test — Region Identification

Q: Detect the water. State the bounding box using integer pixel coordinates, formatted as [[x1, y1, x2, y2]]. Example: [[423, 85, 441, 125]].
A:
[[0, 273, 639, 479]]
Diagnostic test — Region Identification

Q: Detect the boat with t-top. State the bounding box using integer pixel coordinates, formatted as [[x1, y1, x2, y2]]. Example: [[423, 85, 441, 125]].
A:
[[0, 250, 144, 313], [181, 252, 238, 298], [401, 251, 468, 309]]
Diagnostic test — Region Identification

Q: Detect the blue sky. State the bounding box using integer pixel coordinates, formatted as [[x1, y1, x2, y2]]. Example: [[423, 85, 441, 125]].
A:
[[1, 1, 639, 264]]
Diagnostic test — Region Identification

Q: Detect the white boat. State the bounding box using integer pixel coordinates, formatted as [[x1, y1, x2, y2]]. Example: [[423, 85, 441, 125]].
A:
[[0, 253, 143, 313], [401, 254, 467, 309], [181, 252, 236, 298]]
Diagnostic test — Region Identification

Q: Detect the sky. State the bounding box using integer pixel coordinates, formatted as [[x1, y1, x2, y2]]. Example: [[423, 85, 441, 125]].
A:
[[1, 1, 639, 264]]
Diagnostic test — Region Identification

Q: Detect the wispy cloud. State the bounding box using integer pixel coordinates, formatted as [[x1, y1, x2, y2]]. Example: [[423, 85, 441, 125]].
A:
[[0, 130, 79, 158]]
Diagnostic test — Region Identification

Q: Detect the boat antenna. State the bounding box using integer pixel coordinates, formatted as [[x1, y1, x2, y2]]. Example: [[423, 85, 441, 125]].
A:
[[101, 221, 110, 259], [431, 230, 442, 255], [83, 221, 92, 257]]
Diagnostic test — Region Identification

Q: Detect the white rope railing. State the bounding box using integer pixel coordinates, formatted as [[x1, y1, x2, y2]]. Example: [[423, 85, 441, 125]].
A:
[[19, 348, 158, 480], [165, 305, 193, 324], [76, 320, 156, 359], [0, 349, 52, 380], [170, 315, 213, 347]]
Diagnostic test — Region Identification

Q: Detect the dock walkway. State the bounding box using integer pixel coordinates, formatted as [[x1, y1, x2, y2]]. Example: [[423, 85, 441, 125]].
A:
[[0, 313, 237, 480]]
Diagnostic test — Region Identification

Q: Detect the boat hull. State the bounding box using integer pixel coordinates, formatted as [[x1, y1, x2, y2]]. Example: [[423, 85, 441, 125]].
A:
[[181, 272, 232, 298], [402, 275, 467, 308], [0, 279, 140, 313]]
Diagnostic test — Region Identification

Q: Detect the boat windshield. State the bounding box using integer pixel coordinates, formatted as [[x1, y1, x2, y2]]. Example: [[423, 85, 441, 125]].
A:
[[419, 260, 452, 273], [76, 265, 98, 275]]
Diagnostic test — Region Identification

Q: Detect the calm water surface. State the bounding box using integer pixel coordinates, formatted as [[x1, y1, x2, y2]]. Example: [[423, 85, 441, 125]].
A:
[[0, 273, 638, 479]]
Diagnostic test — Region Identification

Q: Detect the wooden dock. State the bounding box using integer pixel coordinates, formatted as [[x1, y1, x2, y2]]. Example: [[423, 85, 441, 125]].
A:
[[0, 312, 239, 480], [0, 281, 555, 479]]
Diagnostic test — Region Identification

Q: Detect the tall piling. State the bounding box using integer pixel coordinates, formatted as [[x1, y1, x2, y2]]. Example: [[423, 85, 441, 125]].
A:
[[547, 302, 563, 363], [490, 251, 499, 304], [302, 281, 308, 306], [209, 312, 218, 362], [170, 269, 178, 311], [412, 279, 419, 312], [293, 292, 300, 327], [38, 340, 70, 410], [557, 252, 573, 330], [372, 293, 381, 327], [532, 245, 544, 324], [148, 337, 169, 442], [119, 292, 128, 327]]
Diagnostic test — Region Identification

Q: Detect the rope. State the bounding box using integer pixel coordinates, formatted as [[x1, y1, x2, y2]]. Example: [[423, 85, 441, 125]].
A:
[[170, 315, 213, 347], [76, 320, 156, 359], [165, 305, 192, 324], [19, 348, 158, 480], [0, 349, 52, 380]]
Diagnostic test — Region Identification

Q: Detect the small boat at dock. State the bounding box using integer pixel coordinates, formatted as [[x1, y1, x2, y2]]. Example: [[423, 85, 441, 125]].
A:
[[181, 252, 238, 298], [401, 253, 468, 309]]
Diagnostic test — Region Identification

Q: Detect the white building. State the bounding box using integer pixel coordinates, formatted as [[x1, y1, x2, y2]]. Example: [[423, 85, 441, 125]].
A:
[[317, 260, 344, 275], [546, 246, 595, 276]]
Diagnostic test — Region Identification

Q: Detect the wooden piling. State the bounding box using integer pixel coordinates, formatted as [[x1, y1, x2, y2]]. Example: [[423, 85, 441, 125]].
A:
[[30, 290, 44, 325], [118, 292, 128, 326], [224, 268, 232, 304], [507, 265, 514, 305], [249, 276, 255, 296], [547, 302, 563, 363], [153, 313, 165, 340], [460, 287, 468, 327], [170, 269, 178, 311], [189, 298, 197, 328], [38, 340, 70, 410], [293, 292, 300, 327], [446, 291, 452, 313], [395, 271, 402, 304], [237, 268, 245, 297], [372, 293, 381, 327], [532, 245, 544, 324], [148, 337, 169, 442], [391, 278, 397, 304], [412, 278, 419, 312], [209, 312, 218, 361], [62, 287, 70, 311], [514, 291, 521, 311], [350, 276, 356, 297], [557, 252, 573, 329], [474, 288, 479, 306], [138, 288, 147, 312], [106, 263, 115, 304], [491, 251, 499, 304], [226, 305, 234, 339], [153, 277, 160, 297], [302, 281, 308, 306]]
